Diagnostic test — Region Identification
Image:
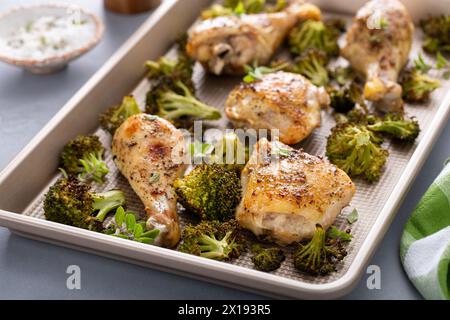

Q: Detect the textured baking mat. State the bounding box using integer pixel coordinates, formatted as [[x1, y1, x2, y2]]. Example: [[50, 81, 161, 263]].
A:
[[23, 13, 449, 285]]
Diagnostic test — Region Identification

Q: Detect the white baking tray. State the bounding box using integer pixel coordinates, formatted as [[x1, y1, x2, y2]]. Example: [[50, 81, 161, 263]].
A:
[[0, 0, 449, 299]]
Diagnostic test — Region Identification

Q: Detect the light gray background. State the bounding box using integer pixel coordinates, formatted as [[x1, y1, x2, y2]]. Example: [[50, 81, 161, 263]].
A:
[[0, 0, 447, 300]]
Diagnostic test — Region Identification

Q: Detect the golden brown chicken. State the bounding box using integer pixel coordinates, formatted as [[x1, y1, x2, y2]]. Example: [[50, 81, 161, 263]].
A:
[[225, 71, 329, 145], [236, 138, 355, 245], [112, 114, 187, 248], [186, 0, 321, 75], [341, 0, 414, 112]]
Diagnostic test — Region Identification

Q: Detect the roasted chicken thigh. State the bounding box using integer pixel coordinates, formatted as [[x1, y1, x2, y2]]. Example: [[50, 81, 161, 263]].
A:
[[186, 0, 321, 75], [341, 0, 414, 112], [236, 138, 355, 245], [112, 114, 187, 248], [225, 71, 329, 145]]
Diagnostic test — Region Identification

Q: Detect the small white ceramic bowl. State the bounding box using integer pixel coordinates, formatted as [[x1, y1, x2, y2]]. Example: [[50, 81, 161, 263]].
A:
[[0, 4, 104, 74]]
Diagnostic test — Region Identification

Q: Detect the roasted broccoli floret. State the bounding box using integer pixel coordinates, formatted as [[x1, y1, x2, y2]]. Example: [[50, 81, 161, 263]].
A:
[[145, 80, 221, 123], [145, 56, 179, 78], [288, 20, 340, 57], [328, 86, 355, 113], [368, 113, 420, 142], [145, 55, 194, 92], [44, 176, 126, 231], [288, 49, 328, 86], [60, 135, 109, 184], [201, 4, 234, 19], [145, 53, 209, 126], [99, 96, 141, 135], [327, 83, 364, 113], [293, 224, 347, 275], [346, 107, 373, 124], [201, 0, 263, 19], [329, 66, 357, 86], [270, 50, 330, 87], [265, 0, 287, 12], [244, 0, 266, 12], [174, 164, 241, 221], [401, 69, 440, 103], [326, 122, 388, 182], [333, 107, 370, 125], [104, 206, 160, 244], [420, 15, 450, 53], [201, 0, 286, 19], [179, 220, 245, 260], [251, 244, 285, 272], [233, 0, 265, 14], [324, 18, 347, 34], [145, 53, 216, 124]]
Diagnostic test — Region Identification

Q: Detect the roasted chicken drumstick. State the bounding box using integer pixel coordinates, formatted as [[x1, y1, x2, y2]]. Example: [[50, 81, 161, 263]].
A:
[[186, 0, 321, 75], [341, 0, 414, 112], [112, 114, 187, 248]]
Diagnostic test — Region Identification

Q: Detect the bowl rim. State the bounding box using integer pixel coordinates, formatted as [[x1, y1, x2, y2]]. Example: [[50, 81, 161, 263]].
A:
[[0, 3, 105, 67]]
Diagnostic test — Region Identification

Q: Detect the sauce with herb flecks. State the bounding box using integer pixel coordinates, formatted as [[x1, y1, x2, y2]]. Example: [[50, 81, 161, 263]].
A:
[[1, 14, 95, 60]]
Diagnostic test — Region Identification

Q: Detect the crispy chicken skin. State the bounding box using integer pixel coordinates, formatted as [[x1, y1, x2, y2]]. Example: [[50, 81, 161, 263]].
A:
[[225, 71, 329, 145], [236, 138, 355, 245], [186, 0, 321, 75], [341, 0, 414, 112], [112, 114, 187, 248]]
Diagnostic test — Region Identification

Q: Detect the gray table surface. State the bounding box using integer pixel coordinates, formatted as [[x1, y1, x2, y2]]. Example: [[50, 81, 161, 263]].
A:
[[0, 0, 448, 300]]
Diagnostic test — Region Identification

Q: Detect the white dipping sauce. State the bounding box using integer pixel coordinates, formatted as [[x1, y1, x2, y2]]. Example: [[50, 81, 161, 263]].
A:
[[1, 14, 96, 60]]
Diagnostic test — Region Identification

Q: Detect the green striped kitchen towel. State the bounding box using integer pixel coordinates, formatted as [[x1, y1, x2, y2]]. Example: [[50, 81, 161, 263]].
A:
[[400, 158, 450, 300]]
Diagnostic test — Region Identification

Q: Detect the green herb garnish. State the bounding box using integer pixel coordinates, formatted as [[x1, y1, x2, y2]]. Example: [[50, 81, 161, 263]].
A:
[[436, 52, 447, 69], [243, 62, 289, 83], [327, 226, 353, 242], [347, 209, 359, 224], [414, 53, 432, 73], [105, 206, 160, 244], [189, 140, 214, 161]]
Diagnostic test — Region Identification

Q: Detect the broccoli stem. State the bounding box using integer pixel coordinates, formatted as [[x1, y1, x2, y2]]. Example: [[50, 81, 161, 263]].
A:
[[112, 96, 141, 123], [300, 22, 323, 49], [413, 80, 439, 97], [368, 120, 419, 141], [145, 60, 161, 72], [145, 57, 178, 77], [408, 78, 439, 99], [402, 70, 440, 102], [302, 58, 328, 86], [198, 232, 232, 259], [295, 225, 326, 272], [159, 82, 221, 120], [92, 190, 126, 222], [289, 20, 339, 57]]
